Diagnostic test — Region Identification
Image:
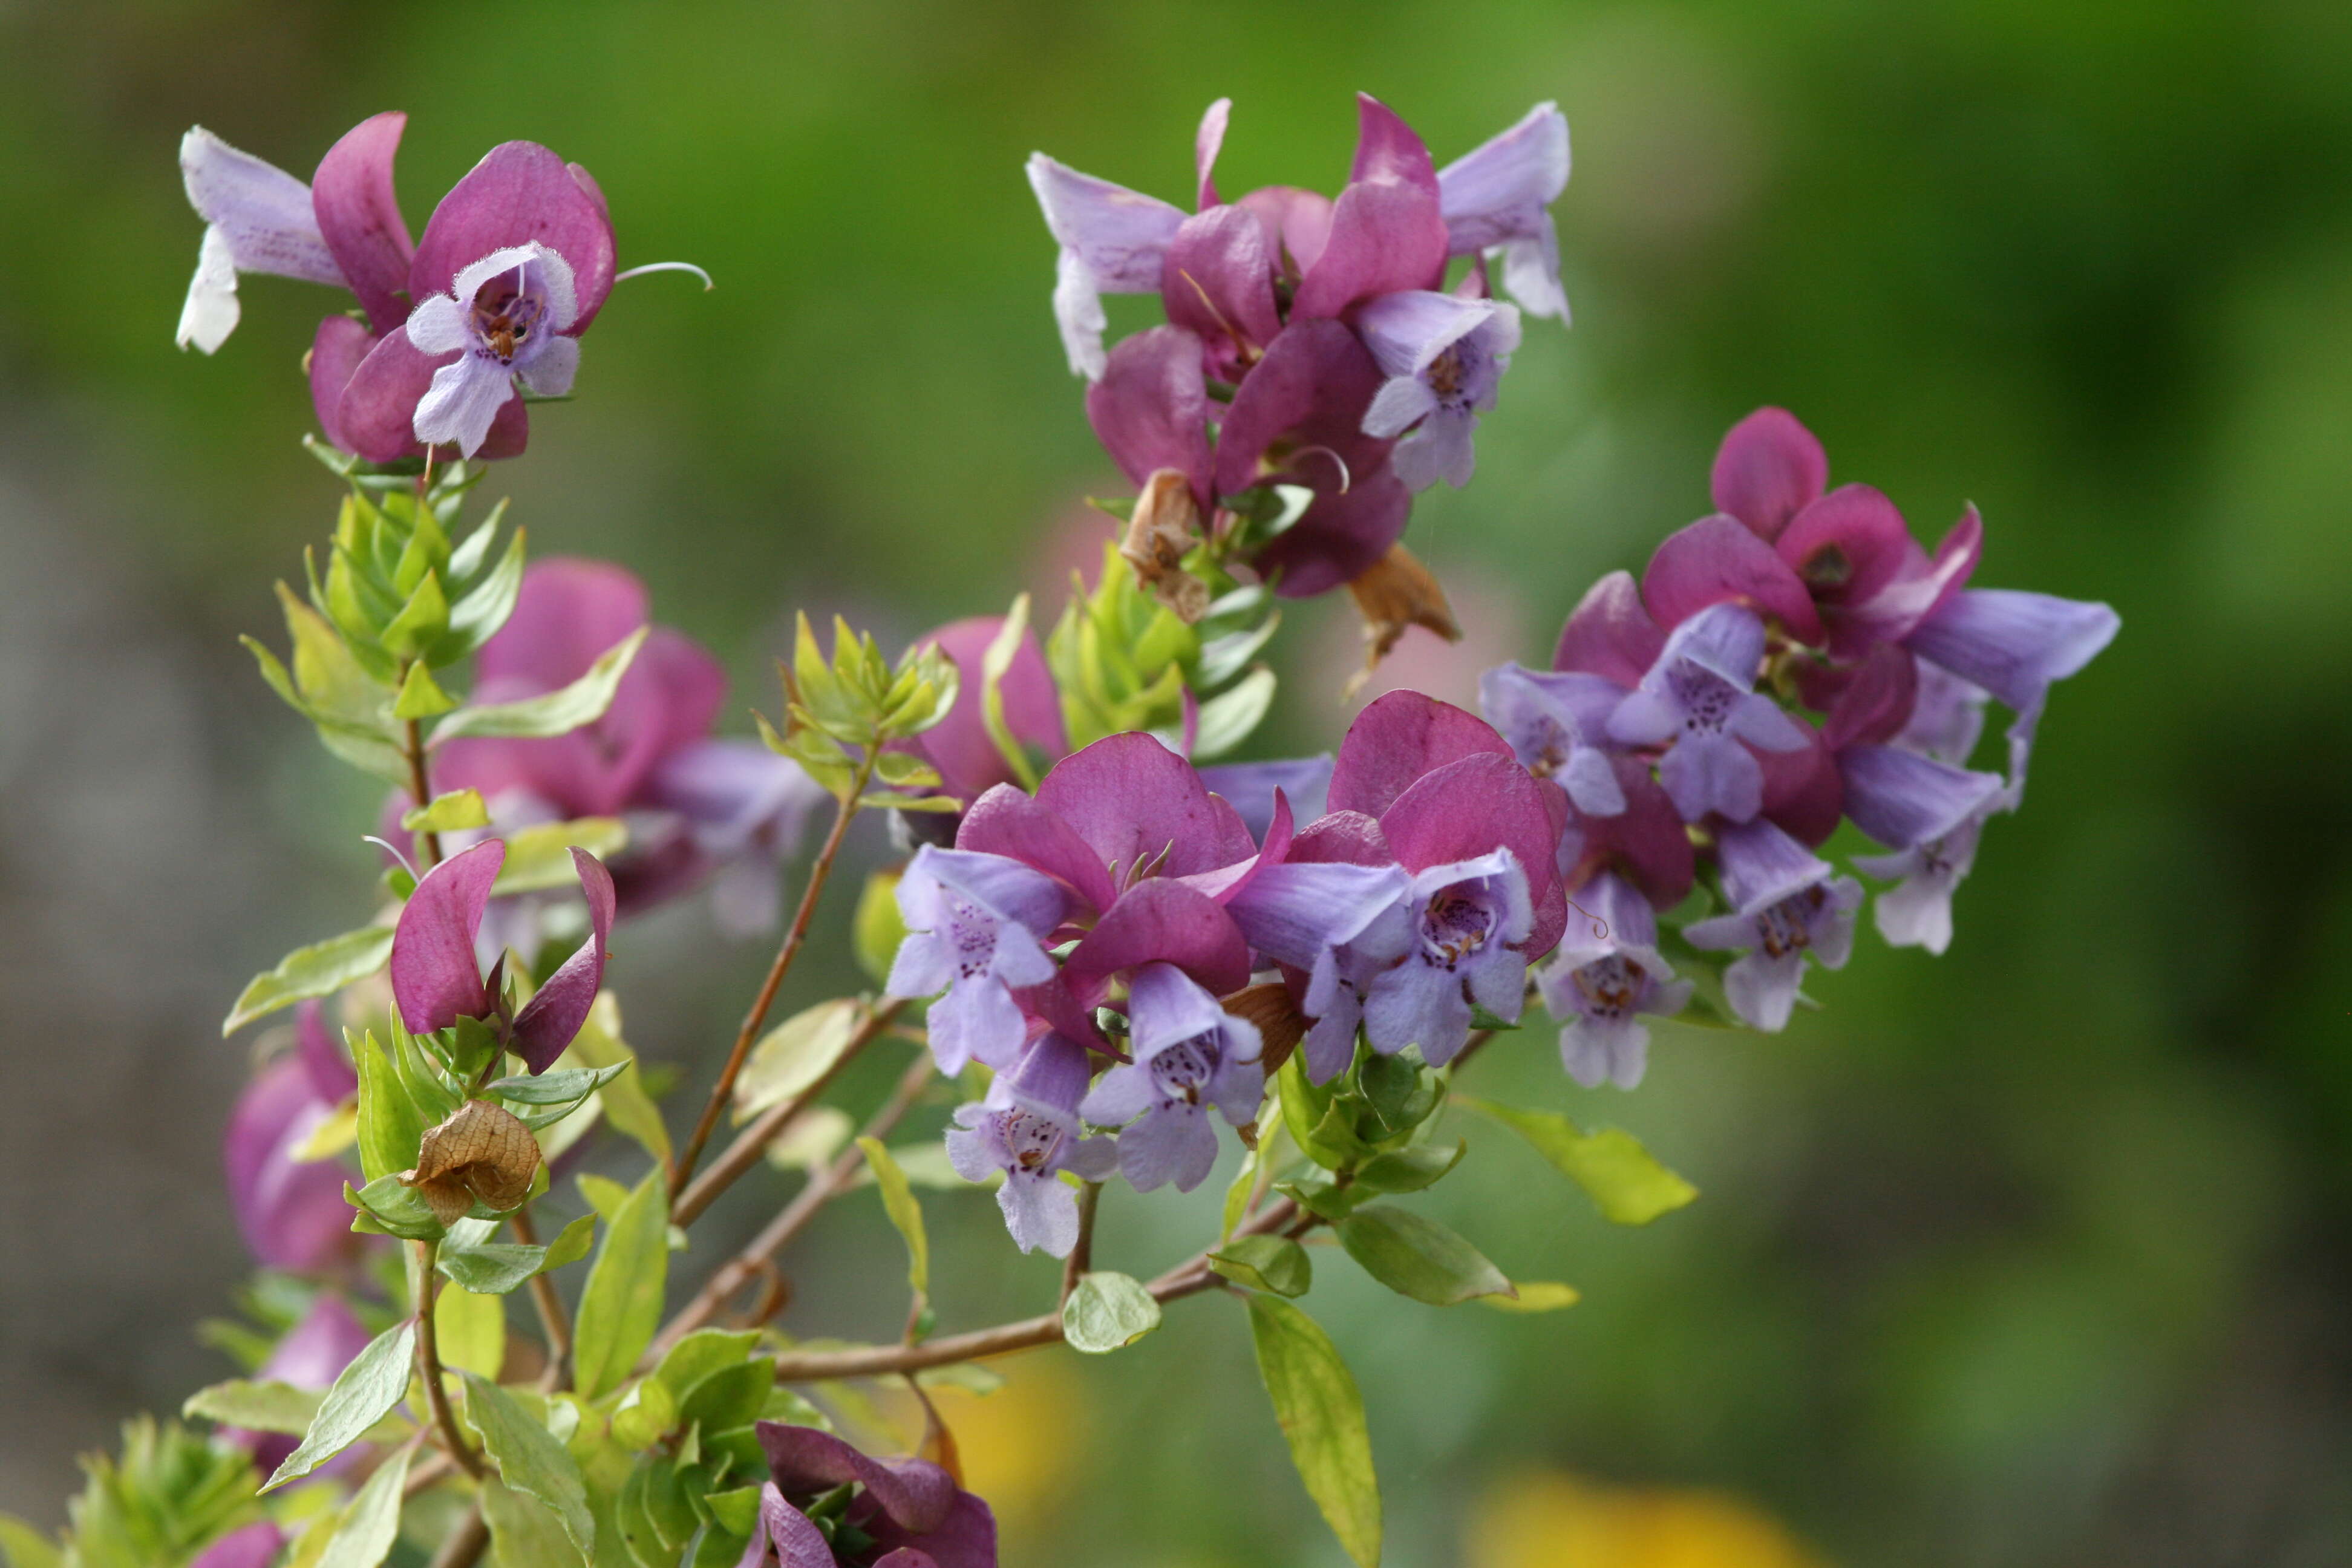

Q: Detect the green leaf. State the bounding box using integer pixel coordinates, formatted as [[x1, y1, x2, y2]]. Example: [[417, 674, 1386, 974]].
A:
[[609, 1376, 679, 1452], [347, 1174, 443, 1241], [575, 1173, 631, 1228], [489, 1063, 629, 1105], [221, 926, 394, 1035], [1279, 1053, 1371, 1171], [434, 522, 527, 665], [1455, 1097, 1698, 1225], [571, 1169, 670, 1402], [1059, 1271, 1162, 1353], [1207, 1235, 1313, 1298], [1477, 1281, 1582, 1313], [1189, 667, 1276, 761], [489, 818, 630, 895], [434, 1273, 507, 1377], [567, 996, 668, 1164], [858, 1137, 930, 1302], [437, 1237, 550, 1296], [0, 1515, 60, 1568], [1245, 1295, 1381, 1567], [1335, 1204, 1514, 1305], [479, 1478, 585, 1568], [400, 789, 488, 834], [653, 1328, 760, 1394], [351, 1033, 424, 1185], [380, 569, 450, 661], [181, 1378, 320, 1434], [735, 1000, 866, 1121], [430, 626, 647, 744], [462, 1374, 595, 1558], [852, 869, 908, 988], [261, 1319, 417, 1491], [391, 658, 458, 719], [1353, 1140, 1465, 1195], [315, 1441, 410, 1568]]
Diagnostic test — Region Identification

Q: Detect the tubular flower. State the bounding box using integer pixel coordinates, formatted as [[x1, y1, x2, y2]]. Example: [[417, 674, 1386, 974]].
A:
[[1356, 286, 1523, 491], [1606, 603, 1811, 824], [946, 1033, 1117, 1255], [403, 243, 580, 454], [1537, 871, 1691, 1089], [885, 846, 1067, 1075], [1682, 819, 1862, 1032], [1080, 964, 1264, 1194], [1436, 101, 1573, 322]]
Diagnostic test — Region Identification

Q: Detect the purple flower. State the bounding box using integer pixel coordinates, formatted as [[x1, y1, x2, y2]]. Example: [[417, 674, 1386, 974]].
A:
[[1606, 603, 1811, 824], [1360, 848, 1534, 1066], [749, 1423, 998, 1567], [1537, 871, 1691, 1090], [224, 1001, 363, 1276], [1080, 964, 1263, 1194], [1476, 661, 1625, 816], [1905, 587, 2120, 802], [429, 560, 821, 930], [1194, 755, 1332, 842], [901, 615, 1070, 803], [1683, 819, 1862, 1031], [1357, 287, 1523, 491], [175, 126, 345, 353], [224, 1293, 371, 1474], [1024, 143, 1190, 380], [390, 839, 615, 1073], [945, 1034, 1117, 1255], [403, 243, 581, 456], [884, 846, 1066, 1075], [189, 1523, 286, 1568], [338, 139, 616, 463], [1436, 102, 1572, 323]]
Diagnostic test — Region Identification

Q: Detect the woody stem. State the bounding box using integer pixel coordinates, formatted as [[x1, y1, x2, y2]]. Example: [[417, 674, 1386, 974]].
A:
[[411, 1241, 483, 1479], [400, 692, 444, 870], [669, 750, 876, 1200]]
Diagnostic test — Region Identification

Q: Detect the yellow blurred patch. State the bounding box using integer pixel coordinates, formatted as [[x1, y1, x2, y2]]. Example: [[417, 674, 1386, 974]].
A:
[[876, 1359, 1085, 1541], [1467, 1469, 1828, 1568]]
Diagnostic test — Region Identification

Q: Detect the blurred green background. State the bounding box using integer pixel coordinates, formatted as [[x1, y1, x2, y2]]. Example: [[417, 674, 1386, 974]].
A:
[[3, 1, 2350, 1564]]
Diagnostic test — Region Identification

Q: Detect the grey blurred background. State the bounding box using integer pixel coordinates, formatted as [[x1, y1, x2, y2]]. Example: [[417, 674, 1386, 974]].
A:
[[4, 1, 2351, 1564]]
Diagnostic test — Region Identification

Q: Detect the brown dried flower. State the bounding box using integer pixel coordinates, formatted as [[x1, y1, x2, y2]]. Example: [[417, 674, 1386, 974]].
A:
[[399, 1099, 541, 1227], [1120, 468, 1213, 624], [1343, 542, 1460, 701]]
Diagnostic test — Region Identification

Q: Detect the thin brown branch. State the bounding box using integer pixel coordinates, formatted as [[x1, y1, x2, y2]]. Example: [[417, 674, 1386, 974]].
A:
[[1057, 1182, 1102, 1306], [670, 752, 877, 1197], [425, 1504, 488, 1568], [669, 998, 907, 1229], [401, 705, 444, 869], [411, 1243, 483, 1479], [650, 1048, 935, 1363], [506, 1204, 572, 1386]]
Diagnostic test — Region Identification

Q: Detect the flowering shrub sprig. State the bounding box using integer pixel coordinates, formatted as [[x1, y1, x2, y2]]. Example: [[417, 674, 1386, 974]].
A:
[[0, 92, 2115, 1568]]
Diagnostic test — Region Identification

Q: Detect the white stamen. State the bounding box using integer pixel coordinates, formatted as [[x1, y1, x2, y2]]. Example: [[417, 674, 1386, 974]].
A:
[[613, 260, 716, 290]]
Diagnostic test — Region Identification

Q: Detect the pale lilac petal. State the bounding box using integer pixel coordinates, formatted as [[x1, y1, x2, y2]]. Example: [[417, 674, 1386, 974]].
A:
[[1437, 102, 1572, 320], [1118, 1102, 1219, 1192], [1195, 97, 1232, 209], [338, 327, 528, 463], [1226, 861, 1411, 971], [1560, 1013, 1648, 1090], [509, 849, 616, 1073], [1362, 953, 1470, 1059], [999, 1172, 1080, 1256], [1905, 589, 2122, 716], [179, 126, 341, 283], [405, 292, 467, 354], [310, 111, 414, 334], [177, 225, 243, 354], [1390, 407, 1478, 491], [916, 846, 1070, 946], [1354, 289, 1495, 380], [944, 1112, 997, 1184], [1656, 600, 1768, 690], [998, 1031, 1093, 1120], [1730, 693, 1811, 753], [1065, 1133, 1120, 1181], [928, 975, 1027, 1075], [452, 243, 579, 334], [391, 838, 503, 1032], [1361, 375, 1440, 440], [412, 353, 517, 457], [1196, 757, 1332, 842], [1722, 950, 1805, 1032], [1657, 732, 1762, 823], [520, 333, 580, 397], [1299, 986, 1365, 1084], [1813, 878, 1864, 969], [1837, 744, 2005, 849], [1896, 661, 1990, 768], [1078, 1062, 1153, 1126], [1713, 818, 1832, 915], [1025, 153, 1187, 378], [1379, 756, 1566, 959], [1710, 407, 1826, 543], [1462, 946, 1530, 1030]]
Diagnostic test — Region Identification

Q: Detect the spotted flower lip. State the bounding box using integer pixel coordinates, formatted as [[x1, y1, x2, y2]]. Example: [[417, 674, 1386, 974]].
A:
[[1606, 603, 1811, 825], [1080, 963, 1264, 1194], [1356, 286, 1523, 492], [403, 241, 581, 456], [389, 838, 616, 1073], [1360, 847, 1535, 1065], [1477, 661, 1626, 817], [945, 1032, 1117, 1256], [1682, 818, 1861, 1032], [884, 845, 1067, 1075], [1538, 870, 1691, 1090]]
